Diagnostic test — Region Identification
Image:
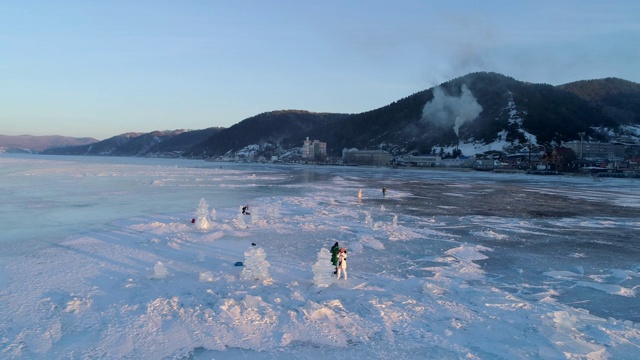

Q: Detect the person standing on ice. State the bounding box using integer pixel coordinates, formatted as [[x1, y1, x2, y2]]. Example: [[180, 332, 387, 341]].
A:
[[337, 248, 348, 280], [330, 242, 340, 274]]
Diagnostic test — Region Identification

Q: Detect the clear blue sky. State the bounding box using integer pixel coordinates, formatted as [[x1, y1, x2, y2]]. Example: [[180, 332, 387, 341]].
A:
[[2, 1, 639, 139]]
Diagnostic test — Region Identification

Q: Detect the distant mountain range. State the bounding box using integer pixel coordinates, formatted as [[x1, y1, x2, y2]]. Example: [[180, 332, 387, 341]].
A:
[[42, 129, 222, 157], [0, 135, 97, 153], [5, 72, 640, 158]]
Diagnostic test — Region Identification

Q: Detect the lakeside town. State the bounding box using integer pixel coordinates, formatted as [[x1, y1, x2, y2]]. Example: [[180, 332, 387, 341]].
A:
[[210, 136, 640, 178]]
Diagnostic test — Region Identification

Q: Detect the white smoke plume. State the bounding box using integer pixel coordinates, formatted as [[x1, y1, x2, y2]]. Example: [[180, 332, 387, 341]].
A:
[[421, 84, 483, 137]]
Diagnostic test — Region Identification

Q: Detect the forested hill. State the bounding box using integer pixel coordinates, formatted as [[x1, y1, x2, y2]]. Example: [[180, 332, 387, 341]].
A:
[[36, 72, 640, 158], [558, 78, 640, 124], [185, 110, 350, 157], [280, 72, 633, 156]]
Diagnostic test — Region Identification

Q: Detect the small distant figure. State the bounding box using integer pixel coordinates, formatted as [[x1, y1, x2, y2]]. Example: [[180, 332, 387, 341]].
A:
[[382, 186, 386, 196], [357, 189, 362, 199], [191, 218, 196, 224], [242, 205, 251, 215], [337, 248, 348, 280], [330, 242, 340, 274], [251, 242, 256, 246]]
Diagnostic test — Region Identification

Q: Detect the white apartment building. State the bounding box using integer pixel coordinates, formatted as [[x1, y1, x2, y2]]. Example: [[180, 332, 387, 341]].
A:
[[302, 137, 327, 159]]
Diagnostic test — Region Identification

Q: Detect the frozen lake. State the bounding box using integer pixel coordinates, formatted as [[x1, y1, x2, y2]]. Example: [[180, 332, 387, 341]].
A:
[[1, 154, 639, 359]]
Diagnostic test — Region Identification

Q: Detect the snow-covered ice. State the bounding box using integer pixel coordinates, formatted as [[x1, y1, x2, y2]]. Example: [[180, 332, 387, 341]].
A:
[[1, 154, 640, 359]]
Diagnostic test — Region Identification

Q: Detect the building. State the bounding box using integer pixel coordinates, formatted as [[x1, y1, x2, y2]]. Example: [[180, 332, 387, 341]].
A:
[[441, 157, 476, 167], [564, 141, 625, 161], [472, 159, 502, 170], [302, 137, 327, 160], [342, 148, 390, 166], [395, 155, 441, 167]]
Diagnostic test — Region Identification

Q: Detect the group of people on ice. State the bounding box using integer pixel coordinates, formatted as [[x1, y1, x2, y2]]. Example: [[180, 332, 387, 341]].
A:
[[230, 186, 387, 281], [330, 242, 347, 280]]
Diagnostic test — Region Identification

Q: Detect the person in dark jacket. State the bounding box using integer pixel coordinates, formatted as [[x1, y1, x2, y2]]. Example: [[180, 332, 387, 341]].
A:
[[330, 242, 340, 274]]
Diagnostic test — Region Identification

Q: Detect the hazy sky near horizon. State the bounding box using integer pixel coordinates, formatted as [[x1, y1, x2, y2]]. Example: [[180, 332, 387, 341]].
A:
[[2, 1, 639, 140]]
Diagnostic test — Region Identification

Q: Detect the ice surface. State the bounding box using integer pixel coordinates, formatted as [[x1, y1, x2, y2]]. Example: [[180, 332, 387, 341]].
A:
[[1, 154, 640, 359]]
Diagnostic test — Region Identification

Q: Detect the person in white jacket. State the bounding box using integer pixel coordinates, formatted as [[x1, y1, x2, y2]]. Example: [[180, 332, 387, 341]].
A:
[[337, 248, 348, 280]]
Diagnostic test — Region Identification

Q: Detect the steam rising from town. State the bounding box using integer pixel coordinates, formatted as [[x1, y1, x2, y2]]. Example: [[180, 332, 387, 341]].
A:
[[422, 84, 483, 137]]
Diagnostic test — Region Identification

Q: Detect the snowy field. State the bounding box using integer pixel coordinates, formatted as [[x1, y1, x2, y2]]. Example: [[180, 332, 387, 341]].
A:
[[1, 154, 640, 359]]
